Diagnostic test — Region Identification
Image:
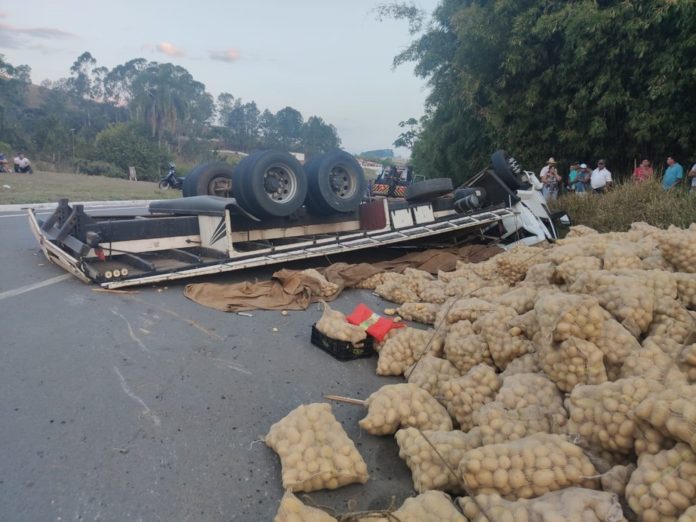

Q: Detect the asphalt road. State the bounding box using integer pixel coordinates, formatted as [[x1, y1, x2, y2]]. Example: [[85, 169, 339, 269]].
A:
[[0, 203, 415, 522]]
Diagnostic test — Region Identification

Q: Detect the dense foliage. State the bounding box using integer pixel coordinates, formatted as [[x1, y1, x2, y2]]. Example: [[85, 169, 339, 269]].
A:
[[0, 52, 342, 179], [388, 0, 696, 182]]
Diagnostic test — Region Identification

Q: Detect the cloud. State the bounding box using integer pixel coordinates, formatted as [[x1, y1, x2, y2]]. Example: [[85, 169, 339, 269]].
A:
[[209, 48, 241, 63], [156, 42, 185, 57], [0, 22, 75, 49]]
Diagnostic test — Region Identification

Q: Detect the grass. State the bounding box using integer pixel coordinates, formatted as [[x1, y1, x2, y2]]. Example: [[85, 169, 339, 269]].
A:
[[550, 178, 696, 232], [0, 170, 181, 205]]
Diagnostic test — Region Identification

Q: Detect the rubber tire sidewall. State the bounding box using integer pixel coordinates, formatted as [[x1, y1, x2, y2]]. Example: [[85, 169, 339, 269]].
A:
[[491, 150, 529, 191], [158, 180, 170, 190], [237, 150, 308, 217], [404, 178, 453, 202], [305, 149, 366, 215], [182, 162, 235, 197]]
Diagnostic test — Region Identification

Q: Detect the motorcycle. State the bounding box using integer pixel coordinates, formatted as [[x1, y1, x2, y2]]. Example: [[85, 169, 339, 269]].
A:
[[158, 163, 185, 190]]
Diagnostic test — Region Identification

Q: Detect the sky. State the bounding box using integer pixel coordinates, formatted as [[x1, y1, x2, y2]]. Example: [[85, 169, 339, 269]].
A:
[[0, 0, 441, 156]]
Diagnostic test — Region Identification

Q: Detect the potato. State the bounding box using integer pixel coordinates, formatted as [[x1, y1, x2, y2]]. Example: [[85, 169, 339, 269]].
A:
[[534, 291, 605, 344], [439, 363, 500, 430], [359, 383, 452, 435], [443, 320, 493, 373], [395, 428, 481, 494], [635, 383, 696, 452], [265, 403, 368, 492], [374, 278, 420, 304], [405, 354, 460, 395], [458, 433, 599, 499], [458, 488, 627, 522], [359, 491, 466, 522], [475, 306, 534, 370], [626, 443, 696, 522], [473, 401, 554, 445], [417, 280, 449, 304], [494, 372, 568, 432], [274, 491, 337, 522], [678, 505, 696, 522], [495, 245, 547, 284], [537, 337, 608, 392], [566, 378, 666, 455], [376, 327, 444, 376]]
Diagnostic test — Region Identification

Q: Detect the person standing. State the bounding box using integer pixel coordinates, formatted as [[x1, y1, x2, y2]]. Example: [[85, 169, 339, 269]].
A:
[[688, 162, 696, 193], [662, 156, 684, 190], [540, 158, 561, 201], [567, 162, 580, 192], [590, 159, 612, 193], [632, 159, 653, 183], [575, 163, 591, 193]]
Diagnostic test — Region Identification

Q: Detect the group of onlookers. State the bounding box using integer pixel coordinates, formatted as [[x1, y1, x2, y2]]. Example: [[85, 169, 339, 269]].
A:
[[539, 155, 696, 201], [0, 152, 32, 173]]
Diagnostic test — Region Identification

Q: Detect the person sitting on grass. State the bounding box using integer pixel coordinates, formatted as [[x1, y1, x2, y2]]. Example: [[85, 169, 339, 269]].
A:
[[0, 152, 8, 173], [13, 153, 33, 174], [662, 156, 683, 190]]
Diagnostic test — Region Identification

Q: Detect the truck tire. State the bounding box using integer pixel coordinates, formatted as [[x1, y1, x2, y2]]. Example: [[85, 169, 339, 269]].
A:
[[182, 162, 234, 197], [491, 150, 530, 190], [233, 150, 307, 217], [305, 150, 366, 214], [404, 178, 453, 202]]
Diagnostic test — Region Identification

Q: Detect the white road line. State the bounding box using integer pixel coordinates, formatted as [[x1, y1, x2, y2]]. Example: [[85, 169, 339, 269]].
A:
[[0, 273, 72, 301]]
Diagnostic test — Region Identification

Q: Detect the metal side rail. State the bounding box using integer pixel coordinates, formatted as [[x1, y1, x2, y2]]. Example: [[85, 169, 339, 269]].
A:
[[98, 207, 515, 289]]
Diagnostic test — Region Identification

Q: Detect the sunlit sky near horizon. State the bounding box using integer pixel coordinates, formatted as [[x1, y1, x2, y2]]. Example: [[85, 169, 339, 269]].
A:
[[0, 0, 441, 156]]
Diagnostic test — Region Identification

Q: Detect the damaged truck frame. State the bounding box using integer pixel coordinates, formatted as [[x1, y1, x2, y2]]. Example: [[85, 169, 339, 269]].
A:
[[28, 149, 563, 289]]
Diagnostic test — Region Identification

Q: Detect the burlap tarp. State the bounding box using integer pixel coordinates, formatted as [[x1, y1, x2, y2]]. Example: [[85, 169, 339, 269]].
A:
[[183, 245, 502, 312]]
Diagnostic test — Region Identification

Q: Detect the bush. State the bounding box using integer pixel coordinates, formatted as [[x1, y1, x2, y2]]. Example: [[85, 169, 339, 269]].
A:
[[550, 179, 696, 232], [75, 159, 125, 178]]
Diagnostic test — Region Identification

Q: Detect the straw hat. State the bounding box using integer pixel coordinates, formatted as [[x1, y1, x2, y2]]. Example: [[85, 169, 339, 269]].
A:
[[546, 157, 557, 165]]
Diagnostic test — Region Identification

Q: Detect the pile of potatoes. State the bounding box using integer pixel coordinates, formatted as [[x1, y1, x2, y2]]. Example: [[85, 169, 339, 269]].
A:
[[494, 372, 568, 431], [458, 433, 599, 499], [475, 306, 534, 369], [554, 256, 602, 284], [626, 443, 696, 522], [443, 320, 493, 373], [620, 341, 688, 384], [537, 337, 608, 392], [658, 227, 696, 273], [493, 286, 538, 314], [534, 292, 605, 344], [395, 428, 480, 494], [635, 383, 696, 451], [405, 354, 460, 395], [376, 327, 443, 376], [265, 403, 369, 492], [473, 401, 553, 445], [358, 383, 452, 435], [674, 272, 696, 308], [458, 488, 626, 522], [439, 363, 500, 430]]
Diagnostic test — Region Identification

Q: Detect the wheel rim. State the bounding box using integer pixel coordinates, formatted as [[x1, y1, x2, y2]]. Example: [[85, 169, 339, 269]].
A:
[[208, 176, 232, 197], [262, 163, 298, 203], [328, 165, 357, 200]]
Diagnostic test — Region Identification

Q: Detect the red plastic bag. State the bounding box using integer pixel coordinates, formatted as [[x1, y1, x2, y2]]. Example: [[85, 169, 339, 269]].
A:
[[346, 303, 405, 342]]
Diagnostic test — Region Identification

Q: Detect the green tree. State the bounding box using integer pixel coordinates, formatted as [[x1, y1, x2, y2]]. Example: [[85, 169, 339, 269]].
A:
[[384, 0, 696, 180], [301, 116, 341, 157], [222, 99, 260, 152], [93, 122, 169, 180], [274, 106, 303, 151]]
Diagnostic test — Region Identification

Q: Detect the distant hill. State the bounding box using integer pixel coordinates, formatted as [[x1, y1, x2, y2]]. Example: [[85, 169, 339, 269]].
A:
[[360, 149, 393, 160]]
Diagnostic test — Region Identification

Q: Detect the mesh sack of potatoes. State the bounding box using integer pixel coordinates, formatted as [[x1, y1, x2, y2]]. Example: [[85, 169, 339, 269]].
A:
[[508, 309, 541, 340], [439, 363, 500, 431], [537, 337, 608, 392], [612, 268, 678, 300], [358, 491, 467, 522], [301, 269, 340, 298], [635, 383, 696, 452], [458, 433, 600, 499], [265, 403, 369, 492], [395, 427, 482, 494], [358, 383, 452, 435], [316, 301, 367, 345], [396, 302, 441, 325], [534, 291, 605, 345], [443, 320, 493, 374], [593, 313, 641, 380], [522, 262, 557, 288], [658, 226, 696, 273], [405, 354, 460, 395], [600, 463, 636, 496], [473, 401, 556, 445], [648, 297, 695, 344], [548, 241, 606, 264], [354, 271, 389, 290], [493, 286, 538, 315], [444, 298, 496, 325], [438, 266, 485, 284], [620, 340, 688, 384], [625, 442, 696, 522], [417, 280, 449, 304], [464, 258, 506, 282], [602, 242, 644, 271], [565, 378, 666, 455], [569, 271, 655, 336], [274, 491, 337, 522], [675, 273, 696, 309], [628, 221, 665, 241], [470, 284, 511, 300], [680, 344, 696, 382], [374, 279, 420, 304], [475, 306, 534, 370], [458, 488, 626, 522], [494, 372, 568, 432], [554, 256, 603, 285], [495, 245, 546, 284], [565, 224, 600, 238], [500, 353, 541, 378], [376, 327, 444, 376], [642, 253, 676, 271], [679, 505, 696, 522]]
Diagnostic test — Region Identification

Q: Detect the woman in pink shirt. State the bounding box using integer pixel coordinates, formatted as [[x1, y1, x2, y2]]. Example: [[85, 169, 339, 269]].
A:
[[632, 159, 653, 183]]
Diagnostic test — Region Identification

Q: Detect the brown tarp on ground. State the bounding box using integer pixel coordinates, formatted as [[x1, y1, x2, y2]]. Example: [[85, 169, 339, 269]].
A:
[[183, 244, 503, 312]]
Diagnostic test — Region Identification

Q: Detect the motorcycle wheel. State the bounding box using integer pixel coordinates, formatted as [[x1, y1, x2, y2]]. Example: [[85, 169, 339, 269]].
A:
[[158, 180, 170, 190]]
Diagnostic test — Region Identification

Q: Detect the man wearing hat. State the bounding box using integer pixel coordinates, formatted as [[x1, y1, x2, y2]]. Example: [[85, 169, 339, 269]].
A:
[[575, 163, 591, 193], [540, 157, 561, 201]]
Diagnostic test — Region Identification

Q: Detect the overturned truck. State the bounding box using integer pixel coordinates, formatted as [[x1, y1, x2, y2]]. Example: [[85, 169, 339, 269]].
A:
[[28, 150, 563, 289]]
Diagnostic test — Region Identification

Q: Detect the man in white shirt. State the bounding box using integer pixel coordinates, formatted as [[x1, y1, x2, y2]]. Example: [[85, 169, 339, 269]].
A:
[[590, 159, 612, 193]]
